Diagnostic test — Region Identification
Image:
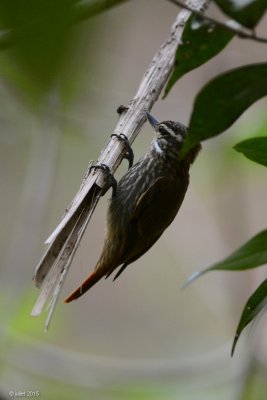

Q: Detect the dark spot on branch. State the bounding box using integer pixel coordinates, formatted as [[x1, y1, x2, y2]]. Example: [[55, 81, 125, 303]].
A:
[[117, 105, 129, 114]]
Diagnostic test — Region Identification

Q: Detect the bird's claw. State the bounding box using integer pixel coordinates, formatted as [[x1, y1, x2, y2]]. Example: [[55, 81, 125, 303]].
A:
[[111, 133, 134, 169], [90, 163, 117, 197]]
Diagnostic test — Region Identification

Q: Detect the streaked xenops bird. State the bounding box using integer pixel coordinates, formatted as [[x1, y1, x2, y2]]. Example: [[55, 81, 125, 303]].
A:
[[65, 112, 201, 303]]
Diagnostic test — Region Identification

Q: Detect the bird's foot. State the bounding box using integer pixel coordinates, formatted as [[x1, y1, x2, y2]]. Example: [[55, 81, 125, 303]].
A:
[[111, 133, 134, 169], [90, 163, 117, 197]]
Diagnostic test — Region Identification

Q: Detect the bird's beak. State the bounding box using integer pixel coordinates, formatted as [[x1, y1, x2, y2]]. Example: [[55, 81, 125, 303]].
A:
[[146, 111, 159, 131]]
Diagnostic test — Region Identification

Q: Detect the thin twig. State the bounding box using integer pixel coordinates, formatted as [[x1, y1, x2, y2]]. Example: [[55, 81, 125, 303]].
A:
[[168, 0, 267, 43], [31, 0, 211, 328]]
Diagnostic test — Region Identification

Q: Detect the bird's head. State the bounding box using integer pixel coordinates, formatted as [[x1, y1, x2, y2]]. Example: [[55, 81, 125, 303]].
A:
[[146, 111, 187, 155]]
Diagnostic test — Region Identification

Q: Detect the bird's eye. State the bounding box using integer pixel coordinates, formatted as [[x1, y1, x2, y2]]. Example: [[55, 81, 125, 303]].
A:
[[158, 125, 168, 135]]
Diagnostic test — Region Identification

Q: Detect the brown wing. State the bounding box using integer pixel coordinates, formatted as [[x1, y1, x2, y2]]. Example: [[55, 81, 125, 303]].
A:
[[134, 176, 187, 238], [121, 175, 188, 266]]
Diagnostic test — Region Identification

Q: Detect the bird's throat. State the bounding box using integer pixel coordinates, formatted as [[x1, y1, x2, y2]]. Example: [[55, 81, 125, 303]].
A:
[[153, 139, 163, 155]]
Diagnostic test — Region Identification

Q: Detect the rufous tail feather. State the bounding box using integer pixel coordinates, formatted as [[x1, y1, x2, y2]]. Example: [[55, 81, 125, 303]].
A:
[[64, 270, 104, 303]]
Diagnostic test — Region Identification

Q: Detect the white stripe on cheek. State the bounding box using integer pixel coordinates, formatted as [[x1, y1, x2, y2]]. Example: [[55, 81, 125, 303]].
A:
[[153, 140, 163, 154]]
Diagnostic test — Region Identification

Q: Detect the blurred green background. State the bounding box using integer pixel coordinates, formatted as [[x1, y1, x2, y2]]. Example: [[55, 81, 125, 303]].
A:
[[0, 1, 267, 399]]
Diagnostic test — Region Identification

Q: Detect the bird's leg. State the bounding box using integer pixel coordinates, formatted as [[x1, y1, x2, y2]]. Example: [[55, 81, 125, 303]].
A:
[[111, 133, 134, 169], [90, 163, 117, 197]]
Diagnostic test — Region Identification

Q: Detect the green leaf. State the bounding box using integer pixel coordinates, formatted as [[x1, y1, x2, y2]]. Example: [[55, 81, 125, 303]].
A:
[[164, 15, 233, 97], [181, 63, 267, 156], [0, 0, 130, 49], [184, 230, 267, 287], [0, 0, 78, 95], [231, 278, 267, 356], [234, 137, 267, 167], [215, 0, 267, 29]]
